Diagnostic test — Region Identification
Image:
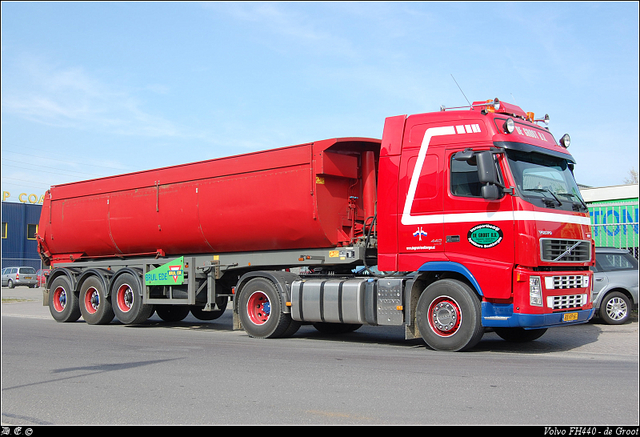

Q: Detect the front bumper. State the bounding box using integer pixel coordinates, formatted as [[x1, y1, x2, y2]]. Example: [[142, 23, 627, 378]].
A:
[[481, 302, 595, 329]]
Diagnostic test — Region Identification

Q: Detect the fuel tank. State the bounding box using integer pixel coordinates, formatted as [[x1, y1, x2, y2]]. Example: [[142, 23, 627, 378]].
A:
[[37, 138, 380, 265]]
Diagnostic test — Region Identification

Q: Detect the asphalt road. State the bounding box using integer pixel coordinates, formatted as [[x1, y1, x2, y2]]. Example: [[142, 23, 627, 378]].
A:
[[2, 286, 638, 426]]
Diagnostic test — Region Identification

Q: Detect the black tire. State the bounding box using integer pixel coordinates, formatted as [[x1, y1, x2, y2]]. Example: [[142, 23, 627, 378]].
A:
[[599, 291, 631, 325], [49, 276, 81, 323], [155, 305, 190, 322], [190, 297, 228, 320], [494, 327, 547, 342], [111, 273, 154, 325], [8, 280, 14, 289], [79, 276, 114, 325], [415, 279, 484, 352], [312, 322, 362, 334], [237, 277, 300, 338]]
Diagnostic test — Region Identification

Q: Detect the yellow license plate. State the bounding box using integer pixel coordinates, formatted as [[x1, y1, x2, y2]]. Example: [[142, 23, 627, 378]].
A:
[[23, 276, 32, 280], [563, 312, 579, 322]]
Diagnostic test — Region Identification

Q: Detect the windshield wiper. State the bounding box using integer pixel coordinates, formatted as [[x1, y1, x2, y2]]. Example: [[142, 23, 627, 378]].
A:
[[557, 192, 589, 212], [524, 188, 563, 207]]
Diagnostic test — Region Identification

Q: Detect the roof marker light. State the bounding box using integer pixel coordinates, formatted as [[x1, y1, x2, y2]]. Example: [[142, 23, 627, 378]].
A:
[[560, 133, 571, 148], [504, 118, 515, 134]]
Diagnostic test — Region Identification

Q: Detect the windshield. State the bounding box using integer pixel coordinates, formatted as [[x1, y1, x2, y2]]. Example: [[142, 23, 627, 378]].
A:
[[505, 148, 587, 212]]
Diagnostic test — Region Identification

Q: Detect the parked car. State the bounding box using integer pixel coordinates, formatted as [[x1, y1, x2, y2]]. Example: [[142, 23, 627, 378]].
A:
[[1, 266, 38, 288], [36, 269, 52, 287], [591, 248, 639, 325]]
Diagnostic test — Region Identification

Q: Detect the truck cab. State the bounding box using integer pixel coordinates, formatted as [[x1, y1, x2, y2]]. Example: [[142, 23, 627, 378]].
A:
[[377, 99, 594, 349]]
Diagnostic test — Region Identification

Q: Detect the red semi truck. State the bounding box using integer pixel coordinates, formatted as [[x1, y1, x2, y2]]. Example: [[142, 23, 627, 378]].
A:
[[37, 98, 595, 351]]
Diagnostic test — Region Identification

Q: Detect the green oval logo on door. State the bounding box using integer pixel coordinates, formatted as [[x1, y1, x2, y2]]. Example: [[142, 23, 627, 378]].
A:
[[467, 224, 503, 249]]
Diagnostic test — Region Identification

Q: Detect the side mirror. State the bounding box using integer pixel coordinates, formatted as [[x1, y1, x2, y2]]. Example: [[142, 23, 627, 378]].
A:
[[481, 184, 501, 200], [476, 150, 500, 185], [476, 150, 504, 200]]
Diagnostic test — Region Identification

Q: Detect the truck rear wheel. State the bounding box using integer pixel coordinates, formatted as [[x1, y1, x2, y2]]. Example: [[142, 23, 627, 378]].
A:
[[416, 279, 484, 351], [238, 278, 300, 338], [111, 273, 154, 325], [79, 276, 114, 325], [49, 276, 81, 323]]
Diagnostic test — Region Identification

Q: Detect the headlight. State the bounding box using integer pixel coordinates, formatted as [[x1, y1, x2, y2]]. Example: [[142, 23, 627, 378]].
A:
[[530, 276, 543, 306]]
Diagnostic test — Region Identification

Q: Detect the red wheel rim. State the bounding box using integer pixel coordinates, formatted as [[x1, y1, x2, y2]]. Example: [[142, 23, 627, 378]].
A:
[[117, 283, 134, 313], [428, 295, 462, 337], [246, 291, 271, 325], [84, 287, 99, 314], [52, 286, 67, 312]]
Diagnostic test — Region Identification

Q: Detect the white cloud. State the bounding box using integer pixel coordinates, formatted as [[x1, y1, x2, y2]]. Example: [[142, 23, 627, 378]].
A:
[[2, 56, 180, 138]]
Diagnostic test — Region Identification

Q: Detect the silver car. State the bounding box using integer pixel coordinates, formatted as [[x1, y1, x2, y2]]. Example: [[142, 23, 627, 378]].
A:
[[1, 266, 38, 288], [591, 248, 639, 325]]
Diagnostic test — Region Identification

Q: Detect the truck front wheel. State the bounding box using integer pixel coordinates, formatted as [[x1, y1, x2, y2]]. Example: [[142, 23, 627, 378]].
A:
[[111, 273, 154, 325], [238, 278, 300, 338], [416, 279, 484, 351]]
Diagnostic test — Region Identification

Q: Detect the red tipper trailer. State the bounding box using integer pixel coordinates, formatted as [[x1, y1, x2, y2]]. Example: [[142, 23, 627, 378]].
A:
[[38, 138, 380, 261], [38, 99, 595, 351]]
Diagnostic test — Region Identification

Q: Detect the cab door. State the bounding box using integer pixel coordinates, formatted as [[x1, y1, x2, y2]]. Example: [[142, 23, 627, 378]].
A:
[[443, 148, 516, 300]]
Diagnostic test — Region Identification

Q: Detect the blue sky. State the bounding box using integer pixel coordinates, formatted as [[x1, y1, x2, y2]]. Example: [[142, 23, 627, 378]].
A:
[[2, 2, 638, 203]]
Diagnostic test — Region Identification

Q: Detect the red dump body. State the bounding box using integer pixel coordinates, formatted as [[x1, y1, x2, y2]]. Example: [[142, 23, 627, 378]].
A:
[[38, 138, 381, 265]]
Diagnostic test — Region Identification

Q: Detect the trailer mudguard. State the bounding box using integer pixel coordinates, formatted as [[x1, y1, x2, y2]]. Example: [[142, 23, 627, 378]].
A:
[[76, 268, 112, 296], [109, 268, 145, 297]]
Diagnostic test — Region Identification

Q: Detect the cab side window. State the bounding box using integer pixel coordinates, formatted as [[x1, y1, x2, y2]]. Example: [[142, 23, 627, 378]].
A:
[[450, 158, 482, 197]]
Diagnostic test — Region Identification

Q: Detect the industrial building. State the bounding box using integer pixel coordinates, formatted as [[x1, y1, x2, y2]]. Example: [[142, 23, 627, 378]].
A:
[[2, 202, 43, 271]]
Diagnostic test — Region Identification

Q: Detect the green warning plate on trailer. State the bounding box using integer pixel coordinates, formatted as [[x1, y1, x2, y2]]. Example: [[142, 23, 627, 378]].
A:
[[145, 256, 184, 286]]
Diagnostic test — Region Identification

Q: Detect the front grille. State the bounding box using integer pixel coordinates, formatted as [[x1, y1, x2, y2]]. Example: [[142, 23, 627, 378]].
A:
[[547, 294, 587, 310], [545, 275, 587, 289], [541, 239, 591, 263]]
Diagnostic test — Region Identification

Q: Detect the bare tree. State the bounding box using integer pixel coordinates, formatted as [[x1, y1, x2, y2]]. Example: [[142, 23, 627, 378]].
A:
[[623, 168, 638, 184]]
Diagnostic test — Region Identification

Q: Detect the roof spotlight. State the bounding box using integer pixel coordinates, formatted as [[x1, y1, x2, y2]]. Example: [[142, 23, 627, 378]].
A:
[[504, 118, 515, 134], [560, 133, 571, 148]]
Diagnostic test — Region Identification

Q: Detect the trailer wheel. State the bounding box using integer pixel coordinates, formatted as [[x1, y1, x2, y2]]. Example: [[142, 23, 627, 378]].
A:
[[111, 273, 154, 325], [155, 305, 190, 322], [416, 279, 484, 351], [49, 276, 81, 323], [79, 276, 114, 325], [238, 278, 300, 338]]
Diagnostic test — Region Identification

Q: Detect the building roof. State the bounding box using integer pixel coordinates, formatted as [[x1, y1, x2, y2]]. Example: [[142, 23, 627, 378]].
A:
[[580, 184, 639, 203]]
